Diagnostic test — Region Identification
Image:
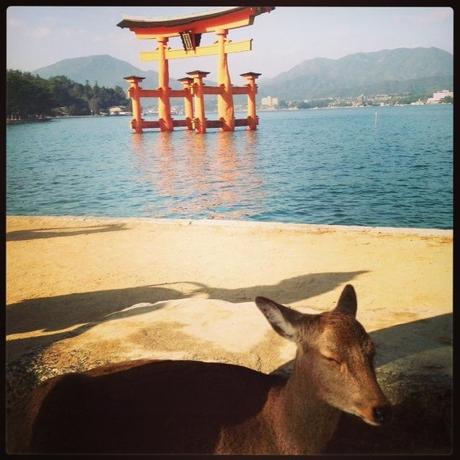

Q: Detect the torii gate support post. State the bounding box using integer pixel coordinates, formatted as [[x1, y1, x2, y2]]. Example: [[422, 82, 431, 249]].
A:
[[124, 76, 145, 133], [157, 37, 174, 131], [187, 71, 209, 134], [178, 77, 194, 130], [216, 29, 235, 131], [241, 72, 261, 130]]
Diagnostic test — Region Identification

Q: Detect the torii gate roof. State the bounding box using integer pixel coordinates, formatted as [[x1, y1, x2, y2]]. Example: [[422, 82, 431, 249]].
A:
[[117, 6, 274, 37]]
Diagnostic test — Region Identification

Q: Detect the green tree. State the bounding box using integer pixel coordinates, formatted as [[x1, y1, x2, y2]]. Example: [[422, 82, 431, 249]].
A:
[[7, 70, 54, 118]]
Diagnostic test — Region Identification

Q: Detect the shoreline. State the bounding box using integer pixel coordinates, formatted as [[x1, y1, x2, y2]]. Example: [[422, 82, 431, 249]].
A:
[[6, 102, 452, 126], [6, 214, 453, 237]]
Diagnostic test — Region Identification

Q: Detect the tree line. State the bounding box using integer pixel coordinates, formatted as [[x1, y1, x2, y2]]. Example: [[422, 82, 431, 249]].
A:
[[7, 69, 129, 119]]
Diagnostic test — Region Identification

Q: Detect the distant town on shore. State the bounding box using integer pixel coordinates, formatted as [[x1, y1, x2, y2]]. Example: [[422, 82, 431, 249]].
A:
[[259, 89, 453, 111]]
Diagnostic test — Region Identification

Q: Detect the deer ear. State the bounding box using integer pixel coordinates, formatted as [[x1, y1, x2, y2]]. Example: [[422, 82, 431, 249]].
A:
[[334, 284, 357, 317], [255, 296, 303, 342]]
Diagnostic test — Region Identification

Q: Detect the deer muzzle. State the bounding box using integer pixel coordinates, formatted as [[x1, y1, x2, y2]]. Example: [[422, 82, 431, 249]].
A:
[[371, 404, 392, 425], [357, 402, 392, 426]]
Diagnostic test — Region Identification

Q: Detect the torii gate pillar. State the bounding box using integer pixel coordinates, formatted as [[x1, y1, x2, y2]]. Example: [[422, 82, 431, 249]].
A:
[[157, 37, 174, 131], [241, 72, 261, 130], [216, 29, 234, 131], [187, 71, 209, 134], [124, 76, 145, 134], [178, 77, 194, 130]]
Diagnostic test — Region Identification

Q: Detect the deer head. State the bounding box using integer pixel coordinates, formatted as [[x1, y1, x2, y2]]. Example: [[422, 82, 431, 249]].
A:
[[255, 284, 391, 426]]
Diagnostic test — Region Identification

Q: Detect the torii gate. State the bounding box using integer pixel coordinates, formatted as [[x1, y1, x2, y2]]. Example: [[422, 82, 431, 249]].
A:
[[117, 6, 274, 133]]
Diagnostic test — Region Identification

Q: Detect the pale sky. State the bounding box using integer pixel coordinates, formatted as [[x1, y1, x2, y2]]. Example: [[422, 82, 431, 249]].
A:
[[6, 6, 453, 81]]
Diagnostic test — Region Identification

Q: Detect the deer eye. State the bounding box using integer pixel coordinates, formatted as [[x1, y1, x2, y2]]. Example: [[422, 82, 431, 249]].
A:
[[321, 354, 340, 364]]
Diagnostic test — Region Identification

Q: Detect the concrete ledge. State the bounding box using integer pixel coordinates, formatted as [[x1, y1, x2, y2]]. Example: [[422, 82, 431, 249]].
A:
[[7, 214, 453, 237]]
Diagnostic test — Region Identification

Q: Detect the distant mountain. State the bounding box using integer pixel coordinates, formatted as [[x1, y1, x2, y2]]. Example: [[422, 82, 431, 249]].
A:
[[31, 47, 453, 104], [32, 54, 229, 109], [34, 54, 180, 91], [259, 47, 453, 100]]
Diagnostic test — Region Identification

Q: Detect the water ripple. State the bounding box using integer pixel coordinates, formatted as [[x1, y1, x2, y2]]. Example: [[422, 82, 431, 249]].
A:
[[7, 105, 453, 229]]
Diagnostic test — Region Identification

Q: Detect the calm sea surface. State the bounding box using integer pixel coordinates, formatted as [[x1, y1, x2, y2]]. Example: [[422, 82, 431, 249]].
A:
[[7, 105, 453, 229]]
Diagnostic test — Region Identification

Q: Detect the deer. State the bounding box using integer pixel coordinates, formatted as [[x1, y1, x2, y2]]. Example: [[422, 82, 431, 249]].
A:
[[21, 284, 390, 454]]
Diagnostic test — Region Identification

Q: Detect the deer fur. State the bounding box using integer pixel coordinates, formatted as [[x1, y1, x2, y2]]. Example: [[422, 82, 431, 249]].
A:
[[21, 284, 390, 454]]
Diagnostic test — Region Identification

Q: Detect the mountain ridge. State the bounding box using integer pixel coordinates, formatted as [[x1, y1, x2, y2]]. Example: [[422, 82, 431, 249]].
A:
[[29, 47, 453, 100], [33, 54, 179, 90], [260, 46, 453, 100]]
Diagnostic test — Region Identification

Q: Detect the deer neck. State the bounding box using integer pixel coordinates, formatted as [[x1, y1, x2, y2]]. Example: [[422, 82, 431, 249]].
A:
[[268, 357, 341, 454]]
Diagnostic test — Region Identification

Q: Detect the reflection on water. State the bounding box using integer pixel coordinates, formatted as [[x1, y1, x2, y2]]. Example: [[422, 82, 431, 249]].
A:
[[7, 106, 453, 228], [130, 130, 265, 220]]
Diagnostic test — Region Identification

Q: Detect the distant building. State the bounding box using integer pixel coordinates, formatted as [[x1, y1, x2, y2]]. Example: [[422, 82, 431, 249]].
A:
[[109, 106, 131, 115], [109, 106, 124, 115], [352, 94, 366, 106], [261, 96, 279, 108], [427, 90, 453, 104]]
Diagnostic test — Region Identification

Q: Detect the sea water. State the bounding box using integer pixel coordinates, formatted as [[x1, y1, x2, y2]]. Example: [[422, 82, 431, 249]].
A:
[[6, 104, 453, 229]]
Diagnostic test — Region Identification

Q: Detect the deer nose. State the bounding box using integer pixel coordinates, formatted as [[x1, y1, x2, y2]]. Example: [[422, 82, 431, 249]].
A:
[[373, 405, 392, 425]]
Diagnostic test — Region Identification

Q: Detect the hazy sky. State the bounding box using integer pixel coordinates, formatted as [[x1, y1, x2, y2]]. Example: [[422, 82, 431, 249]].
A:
[[7, 6, 453, 81]]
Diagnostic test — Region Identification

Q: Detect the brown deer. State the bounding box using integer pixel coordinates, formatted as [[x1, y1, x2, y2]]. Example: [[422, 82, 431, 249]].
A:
[[21, 284, 390, 454]]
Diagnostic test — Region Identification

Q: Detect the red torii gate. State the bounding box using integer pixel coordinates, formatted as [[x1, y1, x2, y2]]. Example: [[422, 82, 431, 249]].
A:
[[117, 6, 274, 133]]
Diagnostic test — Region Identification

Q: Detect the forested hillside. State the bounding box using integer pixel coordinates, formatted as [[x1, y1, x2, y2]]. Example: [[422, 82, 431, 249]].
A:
[[7, 70, 129, 119]]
